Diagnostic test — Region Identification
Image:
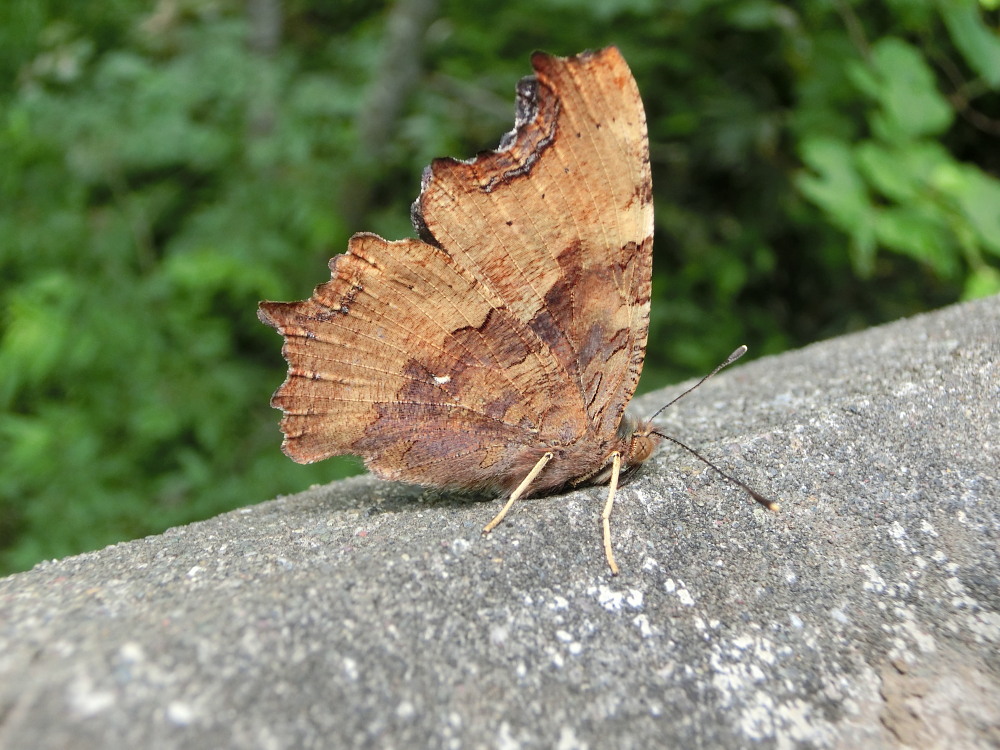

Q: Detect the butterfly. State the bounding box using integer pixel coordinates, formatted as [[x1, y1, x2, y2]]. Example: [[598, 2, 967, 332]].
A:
[[259, 46, 661, 574]]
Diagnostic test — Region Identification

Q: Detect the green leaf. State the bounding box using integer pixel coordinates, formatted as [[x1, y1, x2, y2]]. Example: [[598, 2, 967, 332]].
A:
[[873, 205, 958, 277], [856, 139, 955, 203], [797, 137, 877, 274], [867, 38, 954, 138], [797, 138, 867, 223], [726, 0, 794, 30], [963, 265, 1000, 298], [931, 160, 1000, 257], [0, 273, 75, 407], [940, 0, 1000, 87]]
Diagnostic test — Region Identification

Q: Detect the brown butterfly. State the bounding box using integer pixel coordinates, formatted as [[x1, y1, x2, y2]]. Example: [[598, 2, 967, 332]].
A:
[[261, 47, 667, 574]]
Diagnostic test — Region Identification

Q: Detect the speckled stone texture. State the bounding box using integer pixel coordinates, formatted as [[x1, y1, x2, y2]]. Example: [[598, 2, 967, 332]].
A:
[[1, 296, 998, 749]]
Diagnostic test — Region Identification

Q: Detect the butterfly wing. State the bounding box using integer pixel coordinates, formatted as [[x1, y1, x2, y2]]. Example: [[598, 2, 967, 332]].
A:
[[412, 46, 653, 443], [259, 47, 652, 491]]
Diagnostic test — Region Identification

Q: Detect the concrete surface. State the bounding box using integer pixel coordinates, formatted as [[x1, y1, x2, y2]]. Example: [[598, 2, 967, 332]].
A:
[[1, 296, 998, 749]]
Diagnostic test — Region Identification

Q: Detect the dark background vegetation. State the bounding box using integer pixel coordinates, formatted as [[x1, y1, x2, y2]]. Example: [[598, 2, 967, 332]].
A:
[[2, 0, 998, 574]]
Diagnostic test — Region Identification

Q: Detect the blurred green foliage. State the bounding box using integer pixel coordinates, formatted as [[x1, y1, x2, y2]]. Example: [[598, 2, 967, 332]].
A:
[[1, 0, 998, 573]]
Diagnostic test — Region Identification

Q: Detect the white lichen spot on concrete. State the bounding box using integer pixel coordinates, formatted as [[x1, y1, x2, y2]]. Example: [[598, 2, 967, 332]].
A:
[[888, 522, 908, 550], [893, 605, 937, 654], [67, 673, 115, 718], [166, 701, 196, 726], [556, 725, 588, 750], [591, 584, 644, 611], [677, 589, 695, 606], [396, 700, 416, 720], [737, 692, 776, 741], [342, 656, 359, 681], [968, 611, 1000, 643], [860, 563, 887, 594], [594, 585, 624, 611], [496, 721, 525, 750], [118, 641, 145, 663], [633, 613, 656, 638], [490, 624, 508, 646], [773, 698, 836, 748]]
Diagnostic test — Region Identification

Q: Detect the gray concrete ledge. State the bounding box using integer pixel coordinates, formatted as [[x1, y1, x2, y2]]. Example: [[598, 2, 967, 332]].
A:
[[2, 296, 998, 749]]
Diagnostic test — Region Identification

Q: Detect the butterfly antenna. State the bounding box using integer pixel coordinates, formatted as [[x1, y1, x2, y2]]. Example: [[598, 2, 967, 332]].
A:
[[646, 345, 748, 423], [651, 430, 779, 511], [643, 345, 778, 511]]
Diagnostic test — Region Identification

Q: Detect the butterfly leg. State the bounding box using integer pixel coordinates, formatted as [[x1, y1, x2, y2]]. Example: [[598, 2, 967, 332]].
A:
[[601, 452, 623, 576], [482, 452, 554, 534]]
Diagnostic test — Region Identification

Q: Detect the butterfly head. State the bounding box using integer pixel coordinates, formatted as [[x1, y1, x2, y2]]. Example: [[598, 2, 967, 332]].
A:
[[616, 412, 662, 479]]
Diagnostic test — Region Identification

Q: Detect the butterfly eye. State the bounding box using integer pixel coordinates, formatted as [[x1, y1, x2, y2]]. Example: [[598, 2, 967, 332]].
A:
[[625, 432, 657, 467]]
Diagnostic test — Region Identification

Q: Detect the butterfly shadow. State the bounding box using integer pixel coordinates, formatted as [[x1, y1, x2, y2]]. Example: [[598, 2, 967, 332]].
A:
[[272, 471, 501, 523]]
